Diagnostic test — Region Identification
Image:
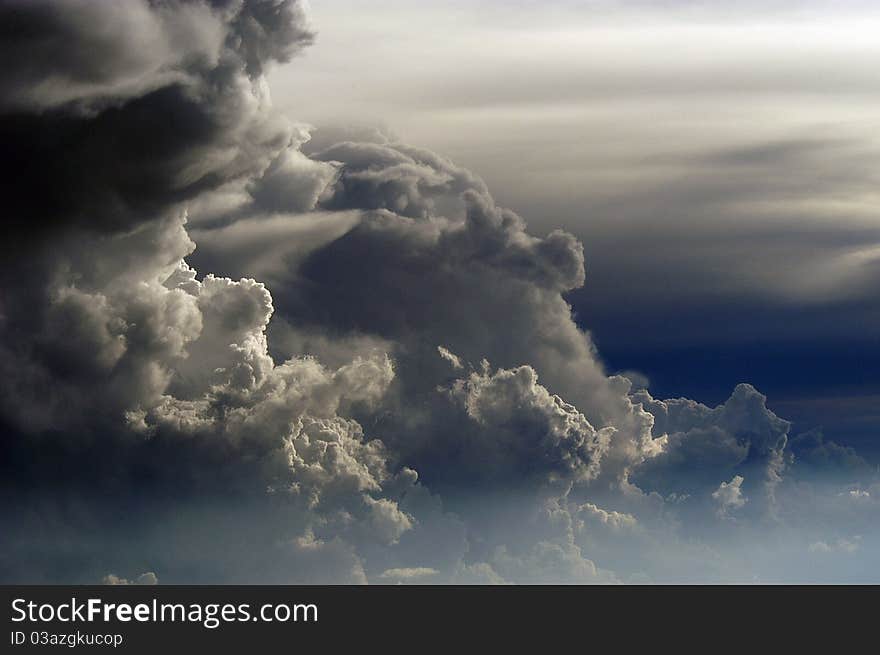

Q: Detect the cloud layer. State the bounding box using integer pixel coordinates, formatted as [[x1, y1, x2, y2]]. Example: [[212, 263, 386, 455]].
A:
[[0, 0, 877, 584]]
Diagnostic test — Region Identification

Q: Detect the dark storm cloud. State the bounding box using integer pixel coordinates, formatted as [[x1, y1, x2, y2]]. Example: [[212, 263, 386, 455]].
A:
[[0, 0, 223, 112], [311, 141, 489, 219], [2, 0, 879, 585], [194, 123, 839, 548], [0, 0, 637, 585], [0, 0, 318, 429], [0, 0, 311, 112], [232, 132, 674, 498], [0, 0, 424, 584]]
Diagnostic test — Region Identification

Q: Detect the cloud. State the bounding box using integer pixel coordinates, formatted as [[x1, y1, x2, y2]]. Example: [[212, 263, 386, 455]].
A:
[[631, 384, 790, 518], [0, 0, 422, 584], [438, 362, 611, 490], [102, 572, 158, 586], [436, 346, 464, 370], [808, 537, 861, 554], [244, 130, 664, 493], [378, 567, 439, 581], [712, 476, 747, 518], [576, 503, 638, 533], [788, 428, 872, 479], [1, 0, 879, 585], [0, 0, 224, 112]]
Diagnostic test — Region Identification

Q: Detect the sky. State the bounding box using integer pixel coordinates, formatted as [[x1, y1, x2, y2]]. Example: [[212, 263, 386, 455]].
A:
[[270, 0, 880, 454], [1, 0, 879, 584]]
